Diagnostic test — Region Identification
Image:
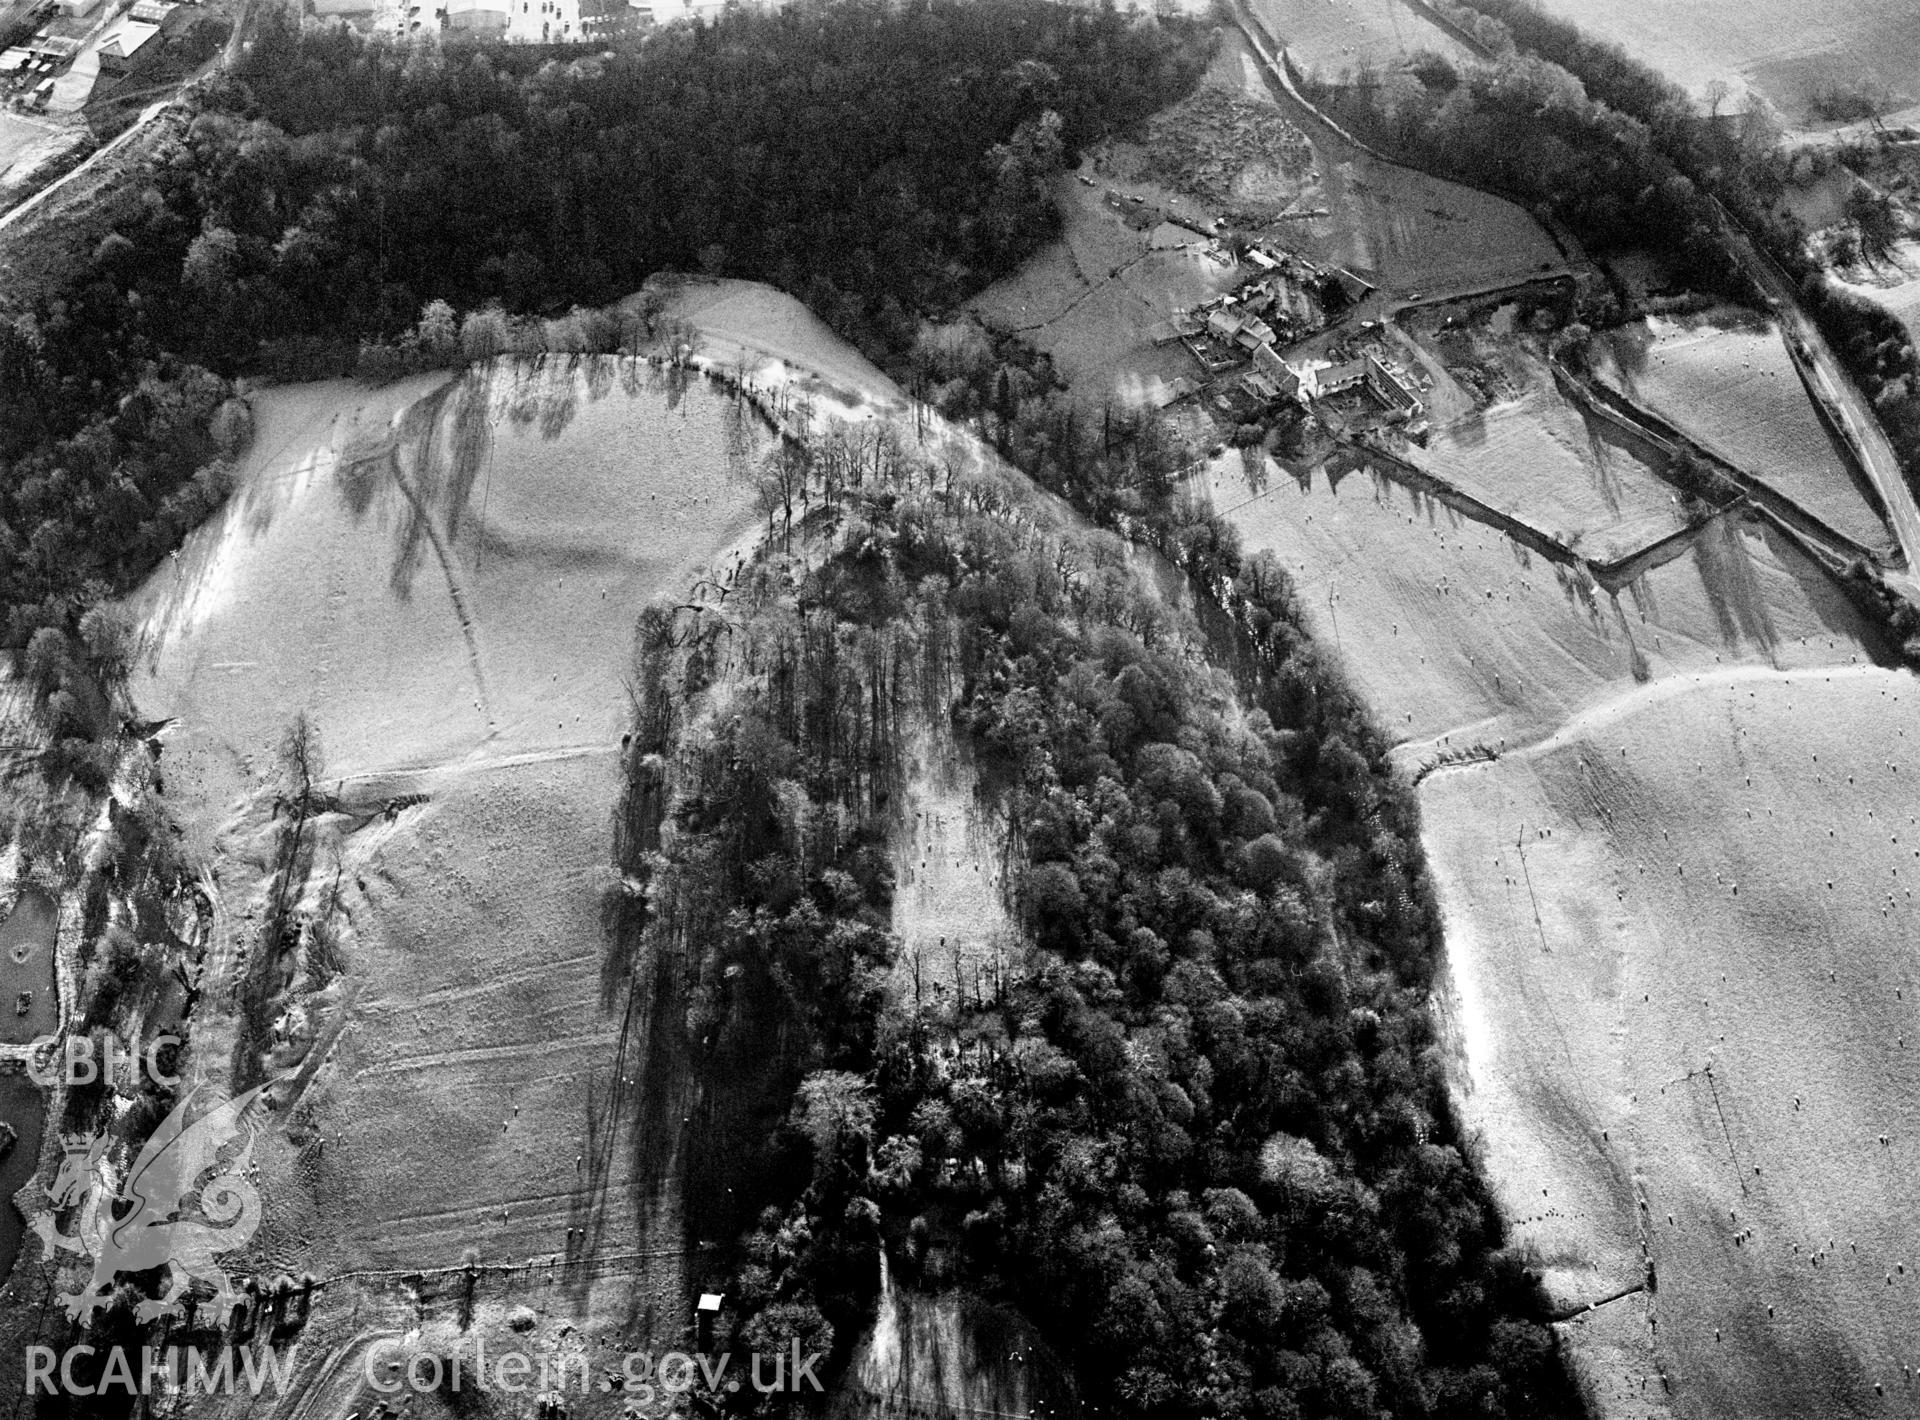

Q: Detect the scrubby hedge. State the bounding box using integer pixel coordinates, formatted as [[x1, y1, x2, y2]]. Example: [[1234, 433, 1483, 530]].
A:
[[1800, 274, 1920, 490]]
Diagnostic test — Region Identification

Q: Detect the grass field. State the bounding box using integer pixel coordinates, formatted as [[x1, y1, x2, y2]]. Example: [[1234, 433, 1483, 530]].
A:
[[133, 360, 764, 785], [1412, 374, 1687, 567], [114, 290, 1049, 1420], [1594, 312, 1894, 555], [1230, 27, 1564, 293], [1250, 0, 1476, 71], [1318, 157, 1563, 293], [0, 112, 74, 192], [655, 274, 900, 416], [1396, 306, 1692, 567], [127, 354, 771, 1352], [970, 167, 1233, 402], [1207, 452, 1876, 752], [1527, 0, 1920, 124], [1206, 417, 1912, 1414], [1430, 665, 1920, 1419]]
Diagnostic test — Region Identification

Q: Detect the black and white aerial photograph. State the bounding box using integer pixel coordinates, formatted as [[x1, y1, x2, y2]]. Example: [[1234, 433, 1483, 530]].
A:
[[1, 0, 1918, 1416]]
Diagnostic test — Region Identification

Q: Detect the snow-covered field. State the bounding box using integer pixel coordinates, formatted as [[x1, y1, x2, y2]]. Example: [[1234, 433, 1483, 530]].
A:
[[1428, 663, 1920, 1418], [127, 352, 769, 1328], [1528, 0, 1920, 125], [1209, 428, 1915, 1414], [1415, 383, 1687, 566], [1250, 0, 1476, 71], [119, 288, 1029, 1401], [1595, 313, 1893, 554]]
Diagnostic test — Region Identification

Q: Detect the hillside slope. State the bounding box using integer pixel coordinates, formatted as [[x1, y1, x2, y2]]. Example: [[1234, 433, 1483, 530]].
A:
[[1205, 437, 1912, 1416], [114, 325, 791, 1394]]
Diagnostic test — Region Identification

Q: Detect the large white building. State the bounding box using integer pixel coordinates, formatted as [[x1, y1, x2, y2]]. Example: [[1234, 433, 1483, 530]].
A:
[[444, 0, 508, 30], [626, 0, 751, 25], [96, 17, 161, 71]]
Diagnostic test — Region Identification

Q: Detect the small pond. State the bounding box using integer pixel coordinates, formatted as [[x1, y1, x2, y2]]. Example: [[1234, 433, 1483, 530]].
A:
[[0, 887, 57, 1046]]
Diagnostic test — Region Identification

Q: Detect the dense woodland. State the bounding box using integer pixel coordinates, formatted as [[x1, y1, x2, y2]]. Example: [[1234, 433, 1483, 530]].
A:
[[0, 0, 1210, 703], [618, 385, 1580, 1419], [1442, 0, 1920, 484], [1305, 0, 1920, 492], [1298, 39, 1741, 297]]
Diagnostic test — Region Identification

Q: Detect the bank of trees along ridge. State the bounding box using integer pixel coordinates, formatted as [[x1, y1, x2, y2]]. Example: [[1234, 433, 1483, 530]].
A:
[[0, 0, 1211, 661], [0, 0, 1205, 835], [616, 379, 1582, 1419]]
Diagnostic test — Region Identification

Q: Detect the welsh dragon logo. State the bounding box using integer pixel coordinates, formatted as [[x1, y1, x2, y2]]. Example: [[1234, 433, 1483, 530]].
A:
[[33, 1083, 271, 1324]]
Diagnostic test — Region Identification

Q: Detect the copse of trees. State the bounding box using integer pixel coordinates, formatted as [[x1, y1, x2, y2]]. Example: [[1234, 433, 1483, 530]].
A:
[[0, 337, 245, 803], [1431, 0, 1696, 137], [623, 404, 1579, 1418], [193, 1, 1208, 364], [1431, 0, 1790, 199], [903, 324, 1467, 968], [1300, 49, 1738, 294], [1799, 270, 1920, 487], [0, 346, 247, 641]]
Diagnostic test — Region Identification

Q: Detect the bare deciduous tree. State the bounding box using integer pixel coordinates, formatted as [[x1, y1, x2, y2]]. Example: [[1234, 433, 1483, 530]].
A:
[[758, 441, 812, 551]]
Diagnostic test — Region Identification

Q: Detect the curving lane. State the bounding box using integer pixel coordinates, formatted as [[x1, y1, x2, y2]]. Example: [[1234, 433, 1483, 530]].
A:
[[1716, 204, 1920, 597]]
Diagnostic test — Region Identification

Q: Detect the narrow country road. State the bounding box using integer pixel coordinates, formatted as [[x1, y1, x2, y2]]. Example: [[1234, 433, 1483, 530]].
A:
[[0, 98, 168, 232], [0, 0, 249, 233], [1717, 206, 1920, 595]]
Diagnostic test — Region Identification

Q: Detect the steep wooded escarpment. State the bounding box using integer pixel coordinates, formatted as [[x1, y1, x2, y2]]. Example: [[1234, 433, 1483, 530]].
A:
[[615, 394, 1582, 1420]]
